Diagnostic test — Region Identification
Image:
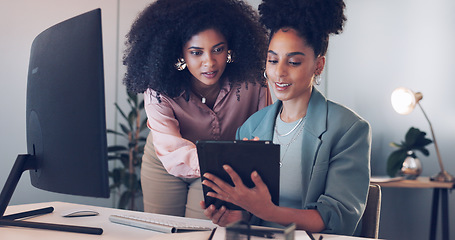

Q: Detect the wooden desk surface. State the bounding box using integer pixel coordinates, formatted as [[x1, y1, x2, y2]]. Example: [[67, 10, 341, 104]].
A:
[[371, 176, 455, 189]]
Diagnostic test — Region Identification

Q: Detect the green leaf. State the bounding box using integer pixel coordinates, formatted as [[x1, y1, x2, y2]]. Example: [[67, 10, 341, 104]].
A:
[[140, 118, 148, 132], [137, 145, 145, 153], [107, 129, 124, 136], [415, 147, 430, 156], [108, 145, 128, 152], [404, 127, 421, 147], [387, 149, 408, 177], [389, 142, 403, 148], [115, 103, 129, 121], [118, 154, 130, 168], [415, 138, 432, 148], [128, 111, 137, 127], [403, 127, 432, 149], [119, 123, 131, 135], [118, 191, 132, 209], [127, 91, 136, 99], [111, 168, 123, 187], [107, 155, 123, 161]]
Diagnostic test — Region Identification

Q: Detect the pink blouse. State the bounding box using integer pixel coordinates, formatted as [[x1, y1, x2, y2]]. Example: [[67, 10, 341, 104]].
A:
[[144, 80, 272, 178]]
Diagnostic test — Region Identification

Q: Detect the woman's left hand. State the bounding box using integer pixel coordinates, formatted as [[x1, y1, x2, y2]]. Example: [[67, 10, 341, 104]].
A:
[[202, 165, 275, 217], [200, 201, 243, 226]]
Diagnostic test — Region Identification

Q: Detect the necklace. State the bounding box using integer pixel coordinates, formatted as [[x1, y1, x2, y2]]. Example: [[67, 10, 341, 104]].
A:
[[191, 84, 220, 105], [191, 90, 207, 103], [197, 93, 207, 103], [275, 117, 303, 137], [274, 117, 305, 167]]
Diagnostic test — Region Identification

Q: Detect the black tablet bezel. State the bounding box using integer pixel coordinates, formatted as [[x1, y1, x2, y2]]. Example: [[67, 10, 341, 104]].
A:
[[197, 140, 280, 210]]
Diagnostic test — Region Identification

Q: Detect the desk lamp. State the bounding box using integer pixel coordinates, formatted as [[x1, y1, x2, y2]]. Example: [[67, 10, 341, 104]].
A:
[[391, 87, 455, 182]]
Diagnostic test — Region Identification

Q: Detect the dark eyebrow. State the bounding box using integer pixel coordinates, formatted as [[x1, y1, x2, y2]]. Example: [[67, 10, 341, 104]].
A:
[[187, 42, 226, 50], [212, 42, 226, 48], [187, 46, 203, 50], [287, 52, 305, 57], [267, 50, 305, 57]]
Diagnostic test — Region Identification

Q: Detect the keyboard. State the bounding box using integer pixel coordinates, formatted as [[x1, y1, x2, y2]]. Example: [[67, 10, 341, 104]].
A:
[[109, 214, 216, 233]]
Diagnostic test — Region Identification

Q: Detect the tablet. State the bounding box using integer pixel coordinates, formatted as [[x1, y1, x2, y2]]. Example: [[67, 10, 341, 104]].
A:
[[196, 140, 280, 210]]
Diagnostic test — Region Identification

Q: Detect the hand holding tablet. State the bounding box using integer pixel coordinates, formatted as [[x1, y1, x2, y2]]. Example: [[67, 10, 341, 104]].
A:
[[196, 140, 280, 210]]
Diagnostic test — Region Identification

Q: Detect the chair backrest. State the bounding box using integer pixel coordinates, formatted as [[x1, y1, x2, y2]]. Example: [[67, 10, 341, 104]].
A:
[[360, 184, 382, 239]]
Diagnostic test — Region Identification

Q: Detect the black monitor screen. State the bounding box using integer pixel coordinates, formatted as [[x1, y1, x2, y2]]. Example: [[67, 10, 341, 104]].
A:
[[26, 8, 109, 198]]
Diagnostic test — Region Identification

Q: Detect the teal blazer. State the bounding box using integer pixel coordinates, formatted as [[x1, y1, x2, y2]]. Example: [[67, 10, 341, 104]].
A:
[[236, 87, 371, 235]]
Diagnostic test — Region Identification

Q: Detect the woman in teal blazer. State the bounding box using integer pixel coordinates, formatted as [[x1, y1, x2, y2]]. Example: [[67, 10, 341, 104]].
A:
[[201, 0, 372, 235], [235, 87, 371, 235]]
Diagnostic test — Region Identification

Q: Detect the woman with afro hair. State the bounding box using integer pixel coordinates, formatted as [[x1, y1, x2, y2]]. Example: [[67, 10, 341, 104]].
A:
[[201, 0, 372, 235], [123, 0, 271, 219]]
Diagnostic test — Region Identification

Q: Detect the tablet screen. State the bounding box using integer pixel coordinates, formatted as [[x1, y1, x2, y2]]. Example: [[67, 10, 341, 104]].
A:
[[197, 140, 280, 210]]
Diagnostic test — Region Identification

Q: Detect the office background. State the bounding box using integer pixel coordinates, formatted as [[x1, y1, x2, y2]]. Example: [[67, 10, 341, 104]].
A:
[[0, 0, 453, 239]]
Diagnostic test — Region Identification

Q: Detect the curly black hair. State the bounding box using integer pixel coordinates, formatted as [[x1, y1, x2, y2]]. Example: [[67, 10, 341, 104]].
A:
[[259, 0, 346, 57], [123, 0, 268, 98]]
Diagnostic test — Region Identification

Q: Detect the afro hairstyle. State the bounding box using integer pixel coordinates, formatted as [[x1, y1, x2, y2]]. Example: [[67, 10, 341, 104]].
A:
[[123, 0, 268, 98], [259, 0, 347, 57]]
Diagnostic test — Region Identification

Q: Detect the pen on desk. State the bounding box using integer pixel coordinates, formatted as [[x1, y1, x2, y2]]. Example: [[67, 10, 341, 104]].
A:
[[306, 231, 316, 240], [208, 227, 217, 240], [0, 219, 103, 235], [2, 206, 54, 220]]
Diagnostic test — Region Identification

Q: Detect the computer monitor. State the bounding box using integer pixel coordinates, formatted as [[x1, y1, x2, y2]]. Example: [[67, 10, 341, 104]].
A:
[[0, 9, 109, 235]]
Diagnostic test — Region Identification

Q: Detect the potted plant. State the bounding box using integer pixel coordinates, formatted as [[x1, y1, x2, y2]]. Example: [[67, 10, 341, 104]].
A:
[[387, 127, 433, 178], [107, 91, 148, 210]]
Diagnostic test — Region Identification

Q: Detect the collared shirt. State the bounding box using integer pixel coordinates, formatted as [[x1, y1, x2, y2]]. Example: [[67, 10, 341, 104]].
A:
[[144, 79, 272, 178]]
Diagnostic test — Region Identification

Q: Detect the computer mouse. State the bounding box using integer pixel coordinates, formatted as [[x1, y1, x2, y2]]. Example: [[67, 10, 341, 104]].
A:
[[61, 209, 99, 217]]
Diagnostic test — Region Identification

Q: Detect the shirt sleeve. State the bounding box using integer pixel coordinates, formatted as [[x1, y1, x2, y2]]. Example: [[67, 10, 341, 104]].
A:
[[144, 90, 200, 178]]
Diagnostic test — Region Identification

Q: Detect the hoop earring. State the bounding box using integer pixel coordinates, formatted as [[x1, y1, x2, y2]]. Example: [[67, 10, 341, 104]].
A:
[[263, 71, 269, 80], [226, 50, 234, 63], [175, 58, 186, 71]]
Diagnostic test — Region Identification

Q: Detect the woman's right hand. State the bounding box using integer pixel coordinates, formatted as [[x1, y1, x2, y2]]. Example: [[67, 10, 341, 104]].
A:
[[200, 201, 243, 226]]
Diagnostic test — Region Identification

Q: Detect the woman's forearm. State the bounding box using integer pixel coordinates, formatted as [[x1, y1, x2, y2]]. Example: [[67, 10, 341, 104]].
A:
[[256, 205, 325, 232]]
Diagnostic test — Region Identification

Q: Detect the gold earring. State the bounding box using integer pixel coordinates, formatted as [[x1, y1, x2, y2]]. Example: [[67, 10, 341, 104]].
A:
[[175, 58, 186, 71], [226, 50, 233, 63]]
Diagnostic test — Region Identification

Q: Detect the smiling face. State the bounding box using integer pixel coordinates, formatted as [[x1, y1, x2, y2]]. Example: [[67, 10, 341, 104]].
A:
[[266, 28, 325, 104], [182, 29, 229, 87]]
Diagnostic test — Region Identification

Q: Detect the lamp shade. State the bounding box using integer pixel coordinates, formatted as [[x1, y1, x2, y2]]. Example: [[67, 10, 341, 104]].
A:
[[391, 87, 423, 115]]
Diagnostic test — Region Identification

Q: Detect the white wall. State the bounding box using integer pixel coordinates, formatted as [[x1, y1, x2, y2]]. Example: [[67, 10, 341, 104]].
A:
[[1, 0, 454, 239], [328, 1, 455, 240], [0, 0, 121, 208]]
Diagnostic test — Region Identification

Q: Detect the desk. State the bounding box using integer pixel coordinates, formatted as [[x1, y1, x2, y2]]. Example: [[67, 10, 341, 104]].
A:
[[371, 177, 454, 240], [2, 201, 377, 240]]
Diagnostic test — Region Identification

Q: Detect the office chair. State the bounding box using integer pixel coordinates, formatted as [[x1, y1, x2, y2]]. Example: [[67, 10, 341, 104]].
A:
[[360, 184, 382, 239]]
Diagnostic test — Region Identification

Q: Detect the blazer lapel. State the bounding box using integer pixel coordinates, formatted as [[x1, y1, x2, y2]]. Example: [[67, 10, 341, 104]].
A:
[[251, 101, 282, 141], [301, 88, 328, 180]]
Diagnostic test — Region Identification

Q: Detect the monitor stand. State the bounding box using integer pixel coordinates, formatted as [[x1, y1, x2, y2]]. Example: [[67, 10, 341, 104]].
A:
[[0, 154, 103, 235]]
